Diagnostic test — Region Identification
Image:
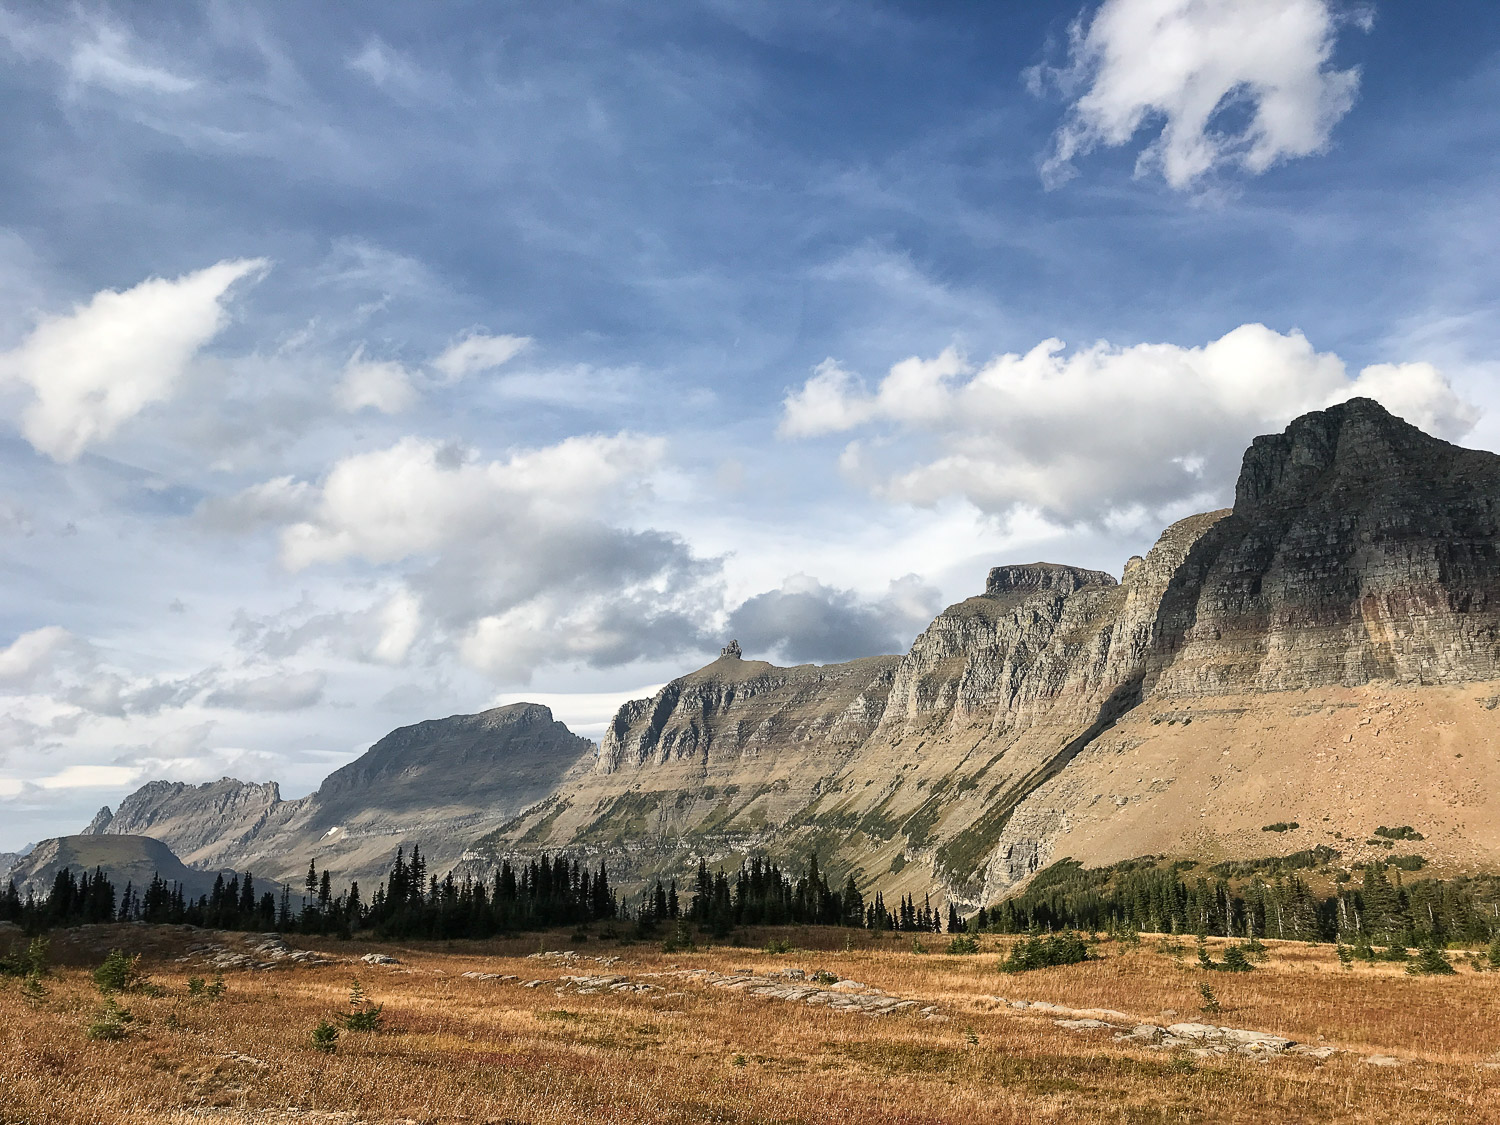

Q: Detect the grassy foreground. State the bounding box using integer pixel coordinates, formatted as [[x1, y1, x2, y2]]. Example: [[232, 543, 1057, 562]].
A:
[[2, 925, 1499, 1124]]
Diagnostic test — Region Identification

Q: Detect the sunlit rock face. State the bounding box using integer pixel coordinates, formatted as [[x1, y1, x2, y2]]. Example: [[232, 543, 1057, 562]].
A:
[[478, 400, 1500, 903]]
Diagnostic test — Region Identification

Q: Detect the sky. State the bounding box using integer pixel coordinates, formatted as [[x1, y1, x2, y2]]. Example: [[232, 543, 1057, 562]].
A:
[[1, 0, 1498, 851]]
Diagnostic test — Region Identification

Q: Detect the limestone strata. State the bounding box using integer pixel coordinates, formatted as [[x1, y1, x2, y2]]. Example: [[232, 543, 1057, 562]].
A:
[[479, 400, 1500, 904]]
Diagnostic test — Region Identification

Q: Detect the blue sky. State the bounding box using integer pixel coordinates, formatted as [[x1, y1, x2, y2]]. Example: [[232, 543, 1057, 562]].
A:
[[0, 0, 1497, 850]]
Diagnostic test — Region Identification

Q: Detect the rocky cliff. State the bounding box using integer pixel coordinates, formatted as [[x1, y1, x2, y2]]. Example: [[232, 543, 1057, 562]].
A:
[[84, 703, 592, 888], [470, 400, 1500, 904]]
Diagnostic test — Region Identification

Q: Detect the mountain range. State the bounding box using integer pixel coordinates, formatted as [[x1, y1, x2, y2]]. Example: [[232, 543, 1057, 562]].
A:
[[41, 399, 1500, 909]]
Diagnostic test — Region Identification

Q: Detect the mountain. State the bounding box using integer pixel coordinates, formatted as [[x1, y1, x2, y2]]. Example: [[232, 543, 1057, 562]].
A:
[[6, 835, 231, 902], [84, 703, 592, 888], [466, 400, 1500, 903]]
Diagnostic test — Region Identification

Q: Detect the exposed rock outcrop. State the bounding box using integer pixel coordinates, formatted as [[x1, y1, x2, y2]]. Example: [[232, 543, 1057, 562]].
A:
[[473, 401, 1500, 903]]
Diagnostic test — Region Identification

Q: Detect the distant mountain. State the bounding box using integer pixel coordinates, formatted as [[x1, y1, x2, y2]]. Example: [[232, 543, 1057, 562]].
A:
[[85, 703, 593, 889], [7, 834, 231, 902]]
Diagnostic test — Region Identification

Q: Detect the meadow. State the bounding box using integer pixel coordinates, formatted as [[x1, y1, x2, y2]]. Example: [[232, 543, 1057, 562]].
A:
[[2, 924, 1498, 1124]]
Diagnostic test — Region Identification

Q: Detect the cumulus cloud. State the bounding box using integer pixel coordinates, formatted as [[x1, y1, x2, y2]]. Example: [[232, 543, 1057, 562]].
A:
[[0, 258, 267, 461], [279, 433, 666, 569], [0, 626, 88, 689], [233, 589, 421, 667], [1034, 0, 1368, 189], [780, 324, 1478, 523], [334, 350, 418, 413], [728, 574, 942, 665], [248, 432, 719, 680], [432, 332, 530, 382]]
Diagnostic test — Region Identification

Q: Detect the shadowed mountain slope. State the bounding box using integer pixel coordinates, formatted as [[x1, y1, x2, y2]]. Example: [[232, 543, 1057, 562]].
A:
[[85, 703, 592, 888]]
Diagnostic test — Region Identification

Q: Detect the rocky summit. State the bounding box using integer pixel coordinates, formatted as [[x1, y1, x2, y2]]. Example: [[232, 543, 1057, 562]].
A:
[[74, 401, 1500, 909], [468, 400, 1500, 903]]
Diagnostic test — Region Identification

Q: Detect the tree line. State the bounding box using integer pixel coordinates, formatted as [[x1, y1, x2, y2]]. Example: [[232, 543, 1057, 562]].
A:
[[979, 858, 1500, 946]]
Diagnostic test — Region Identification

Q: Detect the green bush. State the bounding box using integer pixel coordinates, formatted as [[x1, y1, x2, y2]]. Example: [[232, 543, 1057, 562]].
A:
[[812, 970, 839, 985], [93, 949, 146, 995], [311, 1019, 339, 1053], [1406, 946, 1457, 976], [1373, 826, 1424, 841], [341, 980, 384, 1032], [1260, 822, 1299, 833], [947, 934, 980, 955], [999, 931, 1092, 973], [1220, 945, 1254, 973], [761, 938, 793, 954]]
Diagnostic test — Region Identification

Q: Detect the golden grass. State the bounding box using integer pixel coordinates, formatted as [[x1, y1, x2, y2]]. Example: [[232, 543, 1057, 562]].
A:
[[2, 926, 1498, 1124]]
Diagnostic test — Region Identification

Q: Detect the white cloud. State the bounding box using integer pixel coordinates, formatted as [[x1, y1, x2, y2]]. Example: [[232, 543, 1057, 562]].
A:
[[0, 258, 267, 461], [780, 324, 1479, 522], [0, 627, 85, 689], [335, 350, 418, 413], [69, 25, 196, 96], [248, 432, 720, 681], [431, 332, 531, 382], [280, 433, 665, 569], [1035, 0, 1366, 189]]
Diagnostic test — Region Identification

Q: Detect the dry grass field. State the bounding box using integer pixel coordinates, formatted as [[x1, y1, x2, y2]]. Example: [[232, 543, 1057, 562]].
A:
[[3, 925, 1499, 1124]]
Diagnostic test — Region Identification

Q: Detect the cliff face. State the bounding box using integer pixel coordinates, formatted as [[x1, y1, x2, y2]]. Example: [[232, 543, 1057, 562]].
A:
[[85, 704, 592, 888], [81, 779, 291, 871], [473, 401, 1500, 902]]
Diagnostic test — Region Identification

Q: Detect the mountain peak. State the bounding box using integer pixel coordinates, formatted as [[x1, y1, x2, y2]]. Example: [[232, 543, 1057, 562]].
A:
[[1232, 397, 1472, 510]]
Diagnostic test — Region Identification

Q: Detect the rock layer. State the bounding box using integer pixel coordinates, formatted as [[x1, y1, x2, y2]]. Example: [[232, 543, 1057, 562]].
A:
[[473, 401, 1500, 902]]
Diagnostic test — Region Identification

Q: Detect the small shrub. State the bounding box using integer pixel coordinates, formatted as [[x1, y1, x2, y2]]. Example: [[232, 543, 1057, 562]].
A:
[[1000, 931, 1091, 973], [1260, 822, 1299, 833], [311, 1019, 339, 1053], [911, 938, 928, 955], [20, 971, 46, 1005], [1198, 982, 1220, 1015], [342, 979, 384, 1032], [661, 921, 697, 954], [963, 1026, 979, 1047], [1220, 945, 1254, 973], [812, 970, 839, 985], [85, 999, 133, 1041], [1387, 854, 1426, 871], [731, 1053, 747, 1067], [93, 949, 145, 995], [1373, 825, 1424, 841], [187, 976, 206, 996], [1406, 946, 1457, 976], [1379, 943, 1410, 963], [1336, 943, 1354, 970], [947, 934, 979, 955], [86, 998, 133, 1040], [205, 973, 226, 1000], [762, 938, 792, 955]]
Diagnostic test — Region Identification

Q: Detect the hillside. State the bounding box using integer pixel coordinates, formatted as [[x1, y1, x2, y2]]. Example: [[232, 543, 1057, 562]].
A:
[[6, 835, 232, 902], [467, 399, 1500, 904], [84, 703, 593, 889]]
